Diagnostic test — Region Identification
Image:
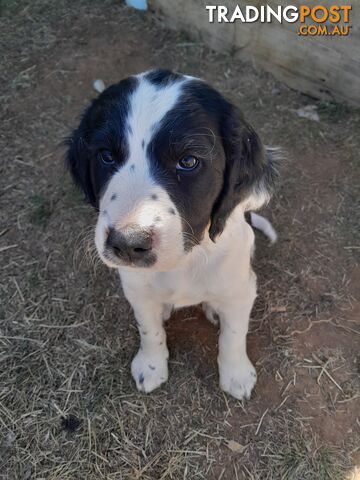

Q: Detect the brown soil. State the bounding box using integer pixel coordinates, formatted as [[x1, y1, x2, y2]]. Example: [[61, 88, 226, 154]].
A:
[[0, 1, 359, 479]]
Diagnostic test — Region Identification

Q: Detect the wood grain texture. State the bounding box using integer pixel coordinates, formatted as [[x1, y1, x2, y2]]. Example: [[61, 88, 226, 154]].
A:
[[150, 0, 360, 106]]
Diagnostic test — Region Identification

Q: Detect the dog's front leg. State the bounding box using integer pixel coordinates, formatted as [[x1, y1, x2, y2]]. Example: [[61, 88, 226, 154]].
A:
[[217, 278, 257, 400], [130, 301, 169, 393]]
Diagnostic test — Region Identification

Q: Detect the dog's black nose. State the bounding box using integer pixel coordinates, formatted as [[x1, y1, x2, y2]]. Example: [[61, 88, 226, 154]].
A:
[[106, 225, 153, 263]]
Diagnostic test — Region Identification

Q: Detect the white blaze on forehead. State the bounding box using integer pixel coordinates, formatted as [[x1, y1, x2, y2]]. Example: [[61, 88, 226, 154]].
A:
[[99, 74, 188, 229], [126, 74, 188, 159]]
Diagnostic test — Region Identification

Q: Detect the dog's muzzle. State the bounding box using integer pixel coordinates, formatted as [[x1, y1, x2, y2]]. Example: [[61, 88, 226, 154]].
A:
[[104, 224, 157, 267]]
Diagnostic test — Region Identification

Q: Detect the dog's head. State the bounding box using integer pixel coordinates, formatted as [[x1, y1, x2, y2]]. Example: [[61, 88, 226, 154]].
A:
[[67, 69, 277, 270]]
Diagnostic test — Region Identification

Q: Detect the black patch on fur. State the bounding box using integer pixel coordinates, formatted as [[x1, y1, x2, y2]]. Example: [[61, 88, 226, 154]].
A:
[[141, 139, 145, 149], [147, 80, 225, 248], [168, 207, 176, 215], [147, 76, 278, 245], [65, 76, 138, 208], [154, 216, 161, 223], [145, 69, 183, 87], [138, 373, 144, 384], [130, 164, 135, 171], [209, 111, 278, 240], [151, 194, 158, 200], [61, 415, 81, 433], [149, 365, 156, 370], [111, 193, 117, 201]]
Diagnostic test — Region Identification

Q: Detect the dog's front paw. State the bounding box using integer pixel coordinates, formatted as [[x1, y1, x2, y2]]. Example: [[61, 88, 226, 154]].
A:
[[131, 349, 169, 393], [219, 357, 257, 400]]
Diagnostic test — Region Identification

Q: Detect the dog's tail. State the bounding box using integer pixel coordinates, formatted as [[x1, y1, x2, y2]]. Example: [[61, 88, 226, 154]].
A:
[[245, 212, 277, 244]]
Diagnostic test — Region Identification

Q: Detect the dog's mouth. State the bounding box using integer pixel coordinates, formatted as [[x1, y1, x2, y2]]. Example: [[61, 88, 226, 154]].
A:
[[96, 219, 209, 271], [102, 245, 158, 269], [97, 224, 156, 268]]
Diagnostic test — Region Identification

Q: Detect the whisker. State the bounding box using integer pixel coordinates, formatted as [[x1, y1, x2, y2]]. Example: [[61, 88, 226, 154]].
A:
[[177, 214, 196, 236]]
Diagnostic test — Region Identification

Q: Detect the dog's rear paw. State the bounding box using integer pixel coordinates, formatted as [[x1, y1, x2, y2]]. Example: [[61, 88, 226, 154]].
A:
[[219, 358, 257, 400], [202, 302, 220, 325], [162, 303, 173, 321], [131, 349, 169, 393]]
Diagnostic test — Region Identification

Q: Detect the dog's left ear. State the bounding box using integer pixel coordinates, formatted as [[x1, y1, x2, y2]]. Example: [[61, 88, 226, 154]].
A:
[[209, 105, 279, 241], [66, 126, 97, 209]]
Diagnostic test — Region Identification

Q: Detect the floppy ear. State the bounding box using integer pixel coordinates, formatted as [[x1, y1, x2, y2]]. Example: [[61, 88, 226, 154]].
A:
[[209, 106, 279, 241], [66, 128, 97, 208]]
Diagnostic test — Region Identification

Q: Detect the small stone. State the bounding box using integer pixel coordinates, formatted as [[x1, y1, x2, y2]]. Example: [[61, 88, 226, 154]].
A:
[[296, 105, 320, 122]]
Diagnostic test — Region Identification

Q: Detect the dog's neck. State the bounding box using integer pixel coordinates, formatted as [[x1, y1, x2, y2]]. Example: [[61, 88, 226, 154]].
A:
[[174, 206, 249, 271]]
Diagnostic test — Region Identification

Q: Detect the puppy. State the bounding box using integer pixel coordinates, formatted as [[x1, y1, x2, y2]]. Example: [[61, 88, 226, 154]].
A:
[[67, 69, 278, 400]]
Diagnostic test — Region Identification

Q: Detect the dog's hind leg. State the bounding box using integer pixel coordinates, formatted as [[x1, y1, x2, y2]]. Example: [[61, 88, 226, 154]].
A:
[[162, 303, 173, 321], [202, 302, 220, 326]]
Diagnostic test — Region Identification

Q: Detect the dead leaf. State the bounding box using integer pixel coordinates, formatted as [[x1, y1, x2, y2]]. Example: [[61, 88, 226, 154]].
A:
[[225, 440, 246, 453]]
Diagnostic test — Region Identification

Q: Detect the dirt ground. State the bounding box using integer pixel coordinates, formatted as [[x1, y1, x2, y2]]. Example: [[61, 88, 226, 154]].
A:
[[0, 1, 359, 479]]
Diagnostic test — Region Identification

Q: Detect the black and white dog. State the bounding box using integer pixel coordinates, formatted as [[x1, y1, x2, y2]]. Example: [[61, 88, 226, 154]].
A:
[[67, 69, 278, 400]]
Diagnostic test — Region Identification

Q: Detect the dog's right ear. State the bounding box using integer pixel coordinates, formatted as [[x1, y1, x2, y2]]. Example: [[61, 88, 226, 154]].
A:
[[65, 125, 97, 208], [209, 105, 279, 241]]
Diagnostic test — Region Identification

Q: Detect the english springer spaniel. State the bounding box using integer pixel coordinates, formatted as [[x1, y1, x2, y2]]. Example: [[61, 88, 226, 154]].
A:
[[67, 69, 278, 400]]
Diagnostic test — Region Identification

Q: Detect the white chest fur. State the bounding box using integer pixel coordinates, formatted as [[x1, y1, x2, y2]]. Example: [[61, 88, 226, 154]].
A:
[[119, 208, 259, 401], [119, 209, 255, 310]]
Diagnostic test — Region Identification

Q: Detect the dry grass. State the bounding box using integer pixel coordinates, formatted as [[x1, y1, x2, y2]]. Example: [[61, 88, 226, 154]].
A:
[[0, 1, 359, 478]]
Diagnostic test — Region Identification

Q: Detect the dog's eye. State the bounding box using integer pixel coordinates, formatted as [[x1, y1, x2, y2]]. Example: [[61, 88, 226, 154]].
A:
[[176, 155, 199, 171], [98, 150, 114, 165]]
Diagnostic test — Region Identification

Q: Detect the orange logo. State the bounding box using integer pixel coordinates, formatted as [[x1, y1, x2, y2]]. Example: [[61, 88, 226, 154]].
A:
[[298, 5, 352, 36], [205, 4, 352, 37]]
